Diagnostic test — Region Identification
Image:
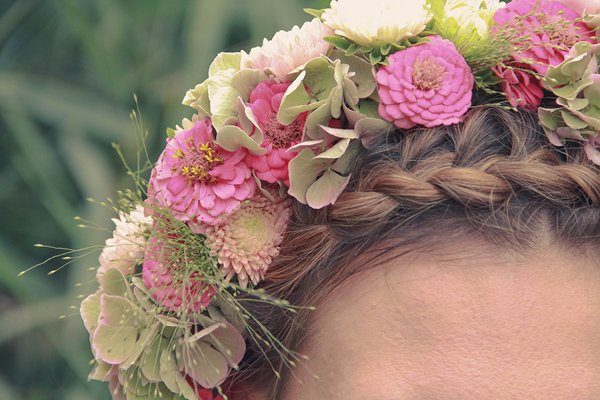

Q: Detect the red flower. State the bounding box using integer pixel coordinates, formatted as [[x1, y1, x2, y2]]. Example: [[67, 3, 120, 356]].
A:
[[493, 64, 544, 111]]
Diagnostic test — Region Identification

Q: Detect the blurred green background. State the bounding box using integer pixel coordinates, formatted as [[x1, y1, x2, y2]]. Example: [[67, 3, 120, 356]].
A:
[[0, 1, 326, 398]]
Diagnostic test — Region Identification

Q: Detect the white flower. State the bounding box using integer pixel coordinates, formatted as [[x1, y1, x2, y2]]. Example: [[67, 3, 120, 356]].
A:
[[97, 205, 152, 279], [441, 0, 505, 41], [242, 19, 332, 81], [321, 0, 432, 47]]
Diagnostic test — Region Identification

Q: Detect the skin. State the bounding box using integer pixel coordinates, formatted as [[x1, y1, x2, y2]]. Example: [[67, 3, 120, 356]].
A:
[[275, 243, 600, 400]]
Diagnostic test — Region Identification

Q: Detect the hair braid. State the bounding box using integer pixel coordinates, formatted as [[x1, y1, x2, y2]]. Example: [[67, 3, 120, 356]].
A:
[[230, 107, 600, 398]]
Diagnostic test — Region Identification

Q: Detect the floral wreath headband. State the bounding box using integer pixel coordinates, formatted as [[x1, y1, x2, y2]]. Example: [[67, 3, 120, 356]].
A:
[[33, 0, 598, 399]]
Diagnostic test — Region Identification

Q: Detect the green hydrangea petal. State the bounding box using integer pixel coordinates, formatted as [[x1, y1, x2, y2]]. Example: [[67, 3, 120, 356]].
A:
[[94, 324, 139, 365], [288, 149, 327, 204], [159, 348, 180, 394], [99, 268, 129, 297], [140, 336, 169, 382], [314, 138, 351, 160], [181, 341, 229, 389], [81, 291, 101, 335], [88, 360, 112, 382], [216, 125, 266, 156], [306, 169, 351, 209]]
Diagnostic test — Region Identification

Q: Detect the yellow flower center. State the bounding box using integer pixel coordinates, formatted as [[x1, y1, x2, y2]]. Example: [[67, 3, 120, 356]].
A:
[[173, 140, 223, 183]]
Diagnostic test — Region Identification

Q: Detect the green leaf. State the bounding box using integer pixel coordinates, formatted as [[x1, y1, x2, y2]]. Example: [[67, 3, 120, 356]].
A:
[[345, 43, 359, 56], [304, 8, 325, 19], [380, 43, 392, 56], [369, 53, 383, 65], [324, 35, 352, 50]]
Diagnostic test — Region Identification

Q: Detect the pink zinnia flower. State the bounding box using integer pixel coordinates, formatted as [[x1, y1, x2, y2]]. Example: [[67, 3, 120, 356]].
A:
[[493, 64, 544, 110], [205, 194, 291, 288], [142, 238, 216, 313], [493, 0, 595, 75], [148, 118, 256, 232], [376, 37, 475, 129], [247, 80, 306, 186]]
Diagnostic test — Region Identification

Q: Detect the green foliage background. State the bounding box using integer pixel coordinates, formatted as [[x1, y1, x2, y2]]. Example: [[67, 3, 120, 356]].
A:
[[0, 0, 326, 398]]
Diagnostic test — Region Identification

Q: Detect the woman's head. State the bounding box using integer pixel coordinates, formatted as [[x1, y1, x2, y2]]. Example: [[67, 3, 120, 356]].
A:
[[232, 107, 600, 399]]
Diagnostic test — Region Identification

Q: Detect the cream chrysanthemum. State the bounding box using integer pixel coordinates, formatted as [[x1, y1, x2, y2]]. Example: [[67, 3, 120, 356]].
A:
[[205, 195, 291, 288], [97, 205, 152, 279], [242, 19, 332, 81], [442, 0, 505, 40], [322, 0, 432, 47]]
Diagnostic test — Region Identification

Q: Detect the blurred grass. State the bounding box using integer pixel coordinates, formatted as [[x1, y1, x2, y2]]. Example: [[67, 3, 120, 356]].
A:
[[0, 0, 327, 398]]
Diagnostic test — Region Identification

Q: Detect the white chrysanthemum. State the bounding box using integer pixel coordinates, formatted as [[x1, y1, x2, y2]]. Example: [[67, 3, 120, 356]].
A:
[[322, 0, 432, 47], [97, 205, 152, 279], [442, 0, 505, 40], [242, 19, 332, 81]]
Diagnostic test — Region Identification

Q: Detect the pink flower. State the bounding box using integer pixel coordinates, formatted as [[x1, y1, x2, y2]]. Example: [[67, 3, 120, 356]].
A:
[[205, 194, 291, 288], [559, 0, 600, 15], [492, 64, 544, 110], [247, 80, 306, 186], [148, 118, 256, 232], [142, 238, 216, 313], [376, 37, 474, 129], [493, 0, 595, 75]]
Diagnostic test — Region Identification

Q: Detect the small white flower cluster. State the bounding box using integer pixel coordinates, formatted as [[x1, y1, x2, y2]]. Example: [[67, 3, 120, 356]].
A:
[[97, 205, 152, 279]]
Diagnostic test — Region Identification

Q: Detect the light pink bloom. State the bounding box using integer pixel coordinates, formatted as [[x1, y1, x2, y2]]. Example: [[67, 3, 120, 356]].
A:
[[376, 37, 474, 129], [559, 0, 600, 15], [148, 118, 256, 233], [493, 64, 544, 110], [247, 80, 306, 186], [242, 19, 332, 81], [493, 0, 595, 75], [97, 205, 152, 280], [205, 194, 291, 288], [142, 238, 216, 313]]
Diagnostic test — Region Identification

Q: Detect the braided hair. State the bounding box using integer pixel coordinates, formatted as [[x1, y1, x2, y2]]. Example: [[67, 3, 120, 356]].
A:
[[229, 107, 600, 399]]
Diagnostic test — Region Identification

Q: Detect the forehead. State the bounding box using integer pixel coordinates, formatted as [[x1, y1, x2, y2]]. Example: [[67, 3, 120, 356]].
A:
[[284, 249, 600, 400]]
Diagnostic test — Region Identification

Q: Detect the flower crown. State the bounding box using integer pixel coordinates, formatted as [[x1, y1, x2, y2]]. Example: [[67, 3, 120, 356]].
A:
[[75, 0, 599, 398]]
